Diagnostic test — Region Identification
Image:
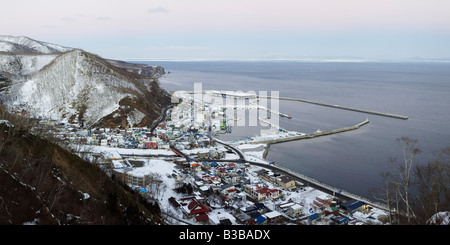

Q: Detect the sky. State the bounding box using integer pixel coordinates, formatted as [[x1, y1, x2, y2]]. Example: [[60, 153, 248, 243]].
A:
[[2, 0, 450, 61]]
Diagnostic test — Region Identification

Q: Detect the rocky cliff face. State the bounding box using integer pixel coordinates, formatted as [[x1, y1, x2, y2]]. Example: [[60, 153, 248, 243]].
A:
[[107, 59, 165, 78], [0, 36, 170, 128]]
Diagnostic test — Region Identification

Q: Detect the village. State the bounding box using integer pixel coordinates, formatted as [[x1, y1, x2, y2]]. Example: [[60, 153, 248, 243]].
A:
[[25, 90, 390, 225]]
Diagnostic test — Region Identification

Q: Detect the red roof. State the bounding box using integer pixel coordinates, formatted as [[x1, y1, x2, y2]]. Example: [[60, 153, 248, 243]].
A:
[[187, 200, 211, 215], [168, 197, 180, 207], [195, 213, 209, 222]]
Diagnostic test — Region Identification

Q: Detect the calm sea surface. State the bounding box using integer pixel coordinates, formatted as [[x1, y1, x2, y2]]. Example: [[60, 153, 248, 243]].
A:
[[143, 61, 450, 200]]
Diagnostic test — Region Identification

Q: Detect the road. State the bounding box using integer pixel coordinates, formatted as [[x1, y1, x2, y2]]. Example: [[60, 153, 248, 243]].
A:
[[209, 135, 390, 212]]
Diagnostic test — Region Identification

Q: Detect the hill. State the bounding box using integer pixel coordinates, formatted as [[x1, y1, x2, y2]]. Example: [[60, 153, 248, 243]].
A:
[[0, 35, 72, 54], [0, 36, 171, 128], [0, 108, 165, 225]]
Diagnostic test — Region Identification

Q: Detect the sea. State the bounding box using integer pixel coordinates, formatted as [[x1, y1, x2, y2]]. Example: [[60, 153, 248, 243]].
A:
[[141, 60, 450, 201]]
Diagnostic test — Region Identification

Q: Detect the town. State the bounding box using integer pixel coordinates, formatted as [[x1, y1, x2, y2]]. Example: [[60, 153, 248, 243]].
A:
[[25, 90, 390, 225]]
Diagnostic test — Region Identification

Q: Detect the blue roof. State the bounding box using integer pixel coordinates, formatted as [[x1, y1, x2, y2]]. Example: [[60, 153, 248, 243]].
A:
[[345, 200, 365, 210], [254, 203, 265, 209], [255, 215, 267, 224], [309, 213, 320, 221]]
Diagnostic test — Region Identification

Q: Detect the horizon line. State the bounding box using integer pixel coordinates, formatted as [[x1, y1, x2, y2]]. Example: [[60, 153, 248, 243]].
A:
[[119, 57, 450, 63]]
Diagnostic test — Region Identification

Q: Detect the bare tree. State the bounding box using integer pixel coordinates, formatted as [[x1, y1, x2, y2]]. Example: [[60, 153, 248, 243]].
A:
[[370, 171, 399, 224], [389, 136, 421, 223], [414, 147, 450, 224], [372, 137, 421, 224]]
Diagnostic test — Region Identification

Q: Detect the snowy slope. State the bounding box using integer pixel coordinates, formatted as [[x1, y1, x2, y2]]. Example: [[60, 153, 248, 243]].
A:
[[0, 35, 72, 53], [0, 53, 58, 79], [5, 50, 144, 126], [0, 36, 170, 128]]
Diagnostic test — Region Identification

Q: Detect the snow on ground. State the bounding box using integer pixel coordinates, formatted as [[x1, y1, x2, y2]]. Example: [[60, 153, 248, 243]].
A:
[[87, 145, 176, 157], [428, 211, 449, 225]]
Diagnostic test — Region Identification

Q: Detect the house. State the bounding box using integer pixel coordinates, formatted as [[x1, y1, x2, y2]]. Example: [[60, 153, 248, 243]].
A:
[[194, 213, 209, 224], [276, 175, 295, 189], [255, 215, 267, 225], [220, 183, 237, 197], [182, 199, 211, 218], [256, 169, 273, 182], [242, 203, 266, 214], [323, 206, 340, 216], [308, 213, 320, 224], [264, 211, 284, 224], [331, 215, 349, 225], [190, 162, 202, 172], [219, 218, 233, 225], [341, 200, 367, 215], [313, 194, 333, 209], [168, 197, 180, 208], [287, 204, 303, 218], [245, 184, 282, 202], [234, 212, 252, 224], [224, 173, 242, 185]]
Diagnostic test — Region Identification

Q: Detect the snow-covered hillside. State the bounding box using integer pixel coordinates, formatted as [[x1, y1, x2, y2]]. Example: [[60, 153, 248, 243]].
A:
[[0, 53, 58, 79], [0, 36, 171, 128], [6, 50, 138, 125], [0, 35, 72, 54]]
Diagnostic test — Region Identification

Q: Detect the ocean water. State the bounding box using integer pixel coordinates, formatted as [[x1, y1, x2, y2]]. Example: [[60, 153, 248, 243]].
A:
[[146, 61, 450, 200]]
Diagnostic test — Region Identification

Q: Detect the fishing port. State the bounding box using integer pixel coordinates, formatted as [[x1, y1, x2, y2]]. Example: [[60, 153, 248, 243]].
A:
[[258, 96, 409, 120], [41, 89, 407, 225]]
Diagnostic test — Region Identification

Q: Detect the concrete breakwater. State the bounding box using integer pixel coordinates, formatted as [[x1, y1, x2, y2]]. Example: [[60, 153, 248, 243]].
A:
[[253, 160, 390, 212], [259, 96, 409, 120], [256, 118, 370, 145]]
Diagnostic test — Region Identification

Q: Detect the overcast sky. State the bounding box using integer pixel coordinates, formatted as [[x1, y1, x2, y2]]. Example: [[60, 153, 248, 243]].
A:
[[2, 0, 450, 61]]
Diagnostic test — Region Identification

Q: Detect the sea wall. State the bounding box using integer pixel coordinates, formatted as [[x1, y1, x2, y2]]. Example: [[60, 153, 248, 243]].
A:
[[260, 96, 409, 120], [256, 118, 370, 145]]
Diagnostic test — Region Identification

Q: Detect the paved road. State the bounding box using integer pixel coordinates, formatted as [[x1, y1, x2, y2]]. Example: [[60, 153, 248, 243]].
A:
[[210, 136, 390, 211]]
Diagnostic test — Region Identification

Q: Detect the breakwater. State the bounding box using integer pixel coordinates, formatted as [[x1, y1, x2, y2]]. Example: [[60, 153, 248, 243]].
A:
[[214, 136, 390, 212], [259, 96, 409, 120], [254, 118, 370, 145], [251, 159, 390, 212]]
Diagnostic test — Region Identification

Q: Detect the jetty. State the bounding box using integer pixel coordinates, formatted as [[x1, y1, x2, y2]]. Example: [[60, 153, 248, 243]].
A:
[[258, 96, 408, 120], [252, 118, 370, 145]]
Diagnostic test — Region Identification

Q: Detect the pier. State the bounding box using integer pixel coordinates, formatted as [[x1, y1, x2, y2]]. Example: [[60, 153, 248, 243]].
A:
[[252, 118, 370, 145], [259, 96, 408, 120]]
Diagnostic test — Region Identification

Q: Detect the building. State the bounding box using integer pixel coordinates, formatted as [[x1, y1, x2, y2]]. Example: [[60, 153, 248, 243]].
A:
[[276, 175, 295, 189], [313, 194, 333, 209], [245, 184, 282, 202], [308, 213, 320, 224], [287, 203, 303, 218], [341, 200, 367, 215], [220, 183, 237, 197], [264, 211, 284, 224], [256, 169, 273, 182], [331, 215, 349, 225], [182, 199, 211, 219], [168, 197, 180, 208], [113, 169, 151, 187]]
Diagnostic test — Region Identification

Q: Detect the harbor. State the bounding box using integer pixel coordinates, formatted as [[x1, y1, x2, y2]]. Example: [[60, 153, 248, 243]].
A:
[[59, 88, 394, 225], [249, 118, 370, 145], [205, 90, 408, 120], [258, 96, 409, 120]]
